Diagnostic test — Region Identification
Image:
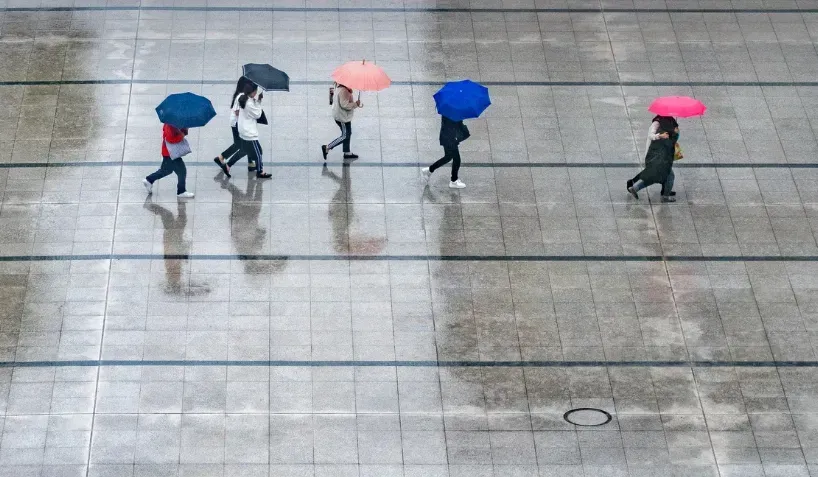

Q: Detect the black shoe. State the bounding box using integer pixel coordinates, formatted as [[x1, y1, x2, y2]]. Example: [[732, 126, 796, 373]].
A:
[[343, 153, 358, 159], [626, 179, 634, 189], [213, 157, 231, 177], [321, 145, 328, 160], [661, 195, 676, 203], [256, 172, 272, 179], [627, 186, 639, 199], [668, 191, 676, 196]]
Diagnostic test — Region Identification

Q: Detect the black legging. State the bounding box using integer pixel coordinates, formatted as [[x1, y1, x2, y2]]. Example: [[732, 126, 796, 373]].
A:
[[242, 139, 263, 173], [429, 146, 461, 181], [328, 120, 352, 153], [223, 126, 248, 167]]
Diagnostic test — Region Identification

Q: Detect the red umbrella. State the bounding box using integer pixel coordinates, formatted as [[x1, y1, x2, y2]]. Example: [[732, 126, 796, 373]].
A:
[[648, 96, 706, 118], [332, 60, 391, 92]]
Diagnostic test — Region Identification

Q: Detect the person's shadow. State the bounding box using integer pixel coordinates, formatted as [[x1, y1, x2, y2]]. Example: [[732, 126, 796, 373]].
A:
[[322, 163, 385, 255], [216, 174, 284, 274], [143, 199, 210, 297]]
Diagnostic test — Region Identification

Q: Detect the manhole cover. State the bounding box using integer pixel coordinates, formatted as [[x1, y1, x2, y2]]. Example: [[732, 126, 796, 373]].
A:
[[563, 408, 612, 427]]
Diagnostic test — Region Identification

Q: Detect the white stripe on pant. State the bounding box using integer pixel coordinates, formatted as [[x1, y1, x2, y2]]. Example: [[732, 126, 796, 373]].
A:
[[242, 139, 263, 173], [328, 121, 350, 152]]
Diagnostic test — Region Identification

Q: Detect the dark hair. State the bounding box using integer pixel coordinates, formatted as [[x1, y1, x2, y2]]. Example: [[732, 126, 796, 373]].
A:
[[237, 82, 257, 109], [653, 115, 678, 131], [657, 116, 678, 134], [231, 77, 251, 107]]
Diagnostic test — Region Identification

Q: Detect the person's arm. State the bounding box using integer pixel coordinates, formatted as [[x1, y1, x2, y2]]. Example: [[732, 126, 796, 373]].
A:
[[459, 122, 470, 142], [338, 87, 358, 111], [648, 121, 665, 141], [242, 93, 264, 120]]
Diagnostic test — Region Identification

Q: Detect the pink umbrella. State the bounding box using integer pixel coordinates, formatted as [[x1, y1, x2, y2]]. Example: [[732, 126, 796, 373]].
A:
[[648, 96, 707, 118], [332, 60, 391, 92]]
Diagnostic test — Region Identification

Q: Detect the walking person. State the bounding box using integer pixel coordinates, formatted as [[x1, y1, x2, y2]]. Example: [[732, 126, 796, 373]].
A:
[[321, 82, 361, 160], [213, 77, 256, 176], [237, 83, 272, 179], [627, 116, 679, 202], [142, 123, 195, 198], [627, 115, 678, 196], [421, 115, 470, 189]]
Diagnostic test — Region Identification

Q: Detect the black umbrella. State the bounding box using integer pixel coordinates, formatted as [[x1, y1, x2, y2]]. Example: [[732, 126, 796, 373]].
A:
[[242, 64, 290, 92]]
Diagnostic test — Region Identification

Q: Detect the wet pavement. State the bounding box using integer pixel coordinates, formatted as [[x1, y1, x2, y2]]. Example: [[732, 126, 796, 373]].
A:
[[4, 1, 818, 476]]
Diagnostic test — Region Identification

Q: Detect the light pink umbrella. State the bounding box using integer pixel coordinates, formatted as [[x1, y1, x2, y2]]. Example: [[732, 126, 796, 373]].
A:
[[648, 96, 706, 118], [332, 60, 391, 92]]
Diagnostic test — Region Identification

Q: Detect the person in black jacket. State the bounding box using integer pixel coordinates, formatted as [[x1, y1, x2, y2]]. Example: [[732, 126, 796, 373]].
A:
[[627, 117, 679, 202], [421, 116, 470, 189]]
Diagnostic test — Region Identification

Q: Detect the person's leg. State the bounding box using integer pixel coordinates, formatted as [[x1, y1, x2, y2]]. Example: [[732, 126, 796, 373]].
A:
[[327, 121, 348, 151], [632, 179, 648, 192], [146, 156, 174, 184], [243, 139, 259, 167], [219, 129, 240, 162], [253, 141, 264, 174], [627, 172, 640, 188], [172, 158, 187, 195], [665, 169, 675, 193], [662, 169, 675, 198], [429, 150, 453, 173], [342, 121, 352, 154], [449, 146, 461, 181], [226, 129, 249, 167]]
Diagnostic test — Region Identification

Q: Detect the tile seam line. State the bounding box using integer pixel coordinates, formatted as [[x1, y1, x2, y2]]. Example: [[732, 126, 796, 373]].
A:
[[1, 162, 814, 168], [0, 254, 817, 262], [0, 360, 816, 367], [3, 6, 818, 13], [4, 80, 818, 87]]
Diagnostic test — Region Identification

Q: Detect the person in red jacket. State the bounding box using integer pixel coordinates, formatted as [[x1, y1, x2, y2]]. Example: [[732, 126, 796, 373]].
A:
[[143, 124, 195, 198]]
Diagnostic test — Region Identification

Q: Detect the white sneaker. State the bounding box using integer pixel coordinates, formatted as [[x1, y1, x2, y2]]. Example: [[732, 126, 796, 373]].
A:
[[142, 178, 153, 194], [421, 167, 431, 182], [449, 179, 466, 189], [177, 191, 195, 199]]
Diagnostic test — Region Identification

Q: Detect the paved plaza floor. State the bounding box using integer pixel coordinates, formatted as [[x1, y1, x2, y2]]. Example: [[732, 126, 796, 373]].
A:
[[5, 1, 818, 476]]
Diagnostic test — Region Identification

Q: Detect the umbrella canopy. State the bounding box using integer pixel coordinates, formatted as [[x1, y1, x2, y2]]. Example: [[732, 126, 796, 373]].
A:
[[648, 96, 706, 118], [242, 64, 290, 91], [433, 79, 491, 121], [331, 60, 391, 91], [155, 92, 216, 129]]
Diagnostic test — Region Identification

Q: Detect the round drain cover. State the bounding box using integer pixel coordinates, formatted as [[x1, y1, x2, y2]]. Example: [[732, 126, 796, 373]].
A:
[[563, 408, 612, 427]]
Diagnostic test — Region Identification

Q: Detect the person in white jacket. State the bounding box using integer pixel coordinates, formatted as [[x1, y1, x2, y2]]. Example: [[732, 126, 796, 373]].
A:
[[237, 84, 271, 179], [213, 77, 256, 176], [321, 83, 361, 160]]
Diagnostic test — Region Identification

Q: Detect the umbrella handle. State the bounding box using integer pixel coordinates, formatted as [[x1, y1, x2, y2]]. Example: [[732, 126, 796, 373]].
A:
[[357, 91, 361, 102]]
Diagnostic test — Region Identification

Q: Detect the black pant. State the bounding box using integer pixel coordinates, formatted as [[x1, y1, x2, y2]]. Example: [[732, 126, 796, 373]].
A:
[[241, 139, 263, 173], [223, 126, 249, 167], [146, 156, 186, 194], [429, 145, 461, 181], [328, 120, 351, 153]]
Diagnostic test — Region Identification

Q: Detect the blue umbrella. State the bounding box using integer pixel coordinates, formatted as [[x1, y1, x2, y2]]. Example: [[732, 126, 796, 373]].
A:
[[433, 80, 491, 121], [155, 92, 217, 129]]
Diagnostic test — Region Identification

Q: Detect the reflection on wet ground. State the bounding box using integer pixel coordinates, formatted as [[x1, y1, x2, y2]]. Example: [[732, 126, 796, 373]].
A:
[[4, 3, 818, 476]]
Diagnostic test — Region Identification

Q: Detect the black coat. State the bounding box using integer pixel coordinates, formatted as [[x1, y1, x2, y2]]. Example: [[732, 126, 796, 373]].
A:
[[638, 134, 676, 185], [440, 116, 470, 148]]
